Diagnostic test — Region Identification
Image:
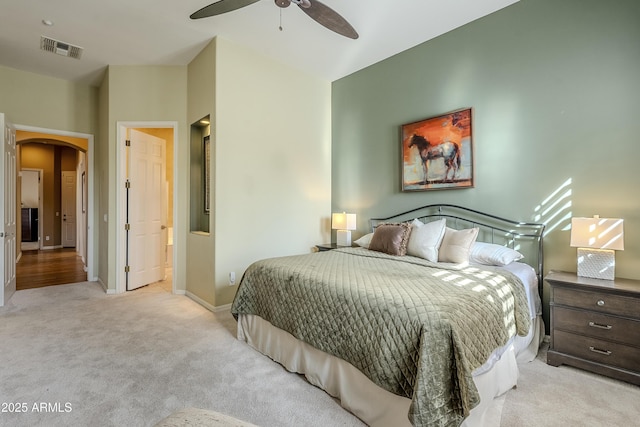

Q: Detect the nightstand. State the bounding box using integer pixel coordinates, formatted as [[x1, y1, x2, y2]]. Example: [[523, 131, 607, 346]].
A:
[[546, 271, 640, 385], [315, 243, 339, 252]]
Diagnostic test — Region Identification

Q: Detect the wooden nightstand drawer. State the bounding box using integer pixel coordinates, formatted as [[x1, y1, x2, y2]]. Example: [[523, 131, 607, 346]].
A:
[[553, 306, 640, 345], [553, 330, 640, 373], [553, 287, 638, 318]]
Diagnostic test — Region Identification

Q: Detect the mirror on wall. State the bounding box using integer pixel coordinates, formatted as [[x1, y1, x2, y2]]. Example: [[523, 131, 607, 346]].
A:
[[190, 115, 211, 233]]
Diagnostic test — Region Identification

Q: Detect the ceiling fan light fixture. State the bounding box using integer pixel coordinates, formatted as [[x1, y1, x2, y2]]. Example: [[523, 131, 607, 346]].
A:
[[275, 0, 290, 8]]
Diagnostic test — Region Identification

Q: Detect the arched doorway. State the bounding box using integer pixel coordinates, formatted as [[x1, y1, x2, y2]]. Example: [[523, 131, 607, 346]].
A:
[[14, 126, 94, 288]]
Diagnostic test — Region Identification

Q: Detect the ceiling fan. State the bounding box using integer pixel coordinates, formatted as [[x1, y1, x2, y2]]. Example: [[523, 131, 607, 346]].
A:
[[190, 0, 359, 39]]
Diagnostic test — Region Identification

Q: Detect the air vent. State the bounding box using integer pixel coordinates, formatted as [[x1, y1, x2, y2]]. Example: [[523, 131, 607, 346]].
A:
[[40, 36, 83, 59]]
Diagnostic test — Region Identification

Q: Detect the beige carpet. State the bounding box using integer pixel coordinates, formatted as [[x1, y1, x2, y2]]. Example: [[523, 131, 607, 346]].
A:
[[501, 343, 640, 426], [0, 282, 363, 427], [1, 282, 638, 427]]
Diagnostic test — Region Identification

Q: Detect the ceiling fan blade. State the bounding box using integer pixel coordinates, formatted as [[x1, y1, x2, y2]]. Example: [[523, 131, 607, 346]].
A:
[[190, 0, 261, 19], [297, 0, 358, 39]]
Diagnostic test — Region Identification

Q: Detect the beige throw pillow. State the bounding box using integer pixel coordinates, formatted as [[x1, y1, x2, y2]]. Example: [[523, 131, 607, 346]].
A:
[[438, 227, 479, 263], [368, 223, 412, 256], [406, 218, 446, 262], [354, 232, 374, 249]]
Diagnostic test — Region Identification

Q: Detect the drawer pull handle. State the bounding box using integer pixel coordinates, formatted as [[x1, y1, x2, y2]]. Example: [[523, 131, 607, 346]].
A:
[[596, 300, 605, 306], [588, 321, 612, 330], [589, 346, 612, 356]]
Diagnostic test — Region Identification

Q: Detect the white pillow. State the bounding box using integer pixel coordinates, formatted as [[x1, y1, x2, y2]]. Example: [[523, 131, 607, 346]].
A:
[[354, 233, 374, 249], [406, 218, 446, 262], [438, 227, 479, 264], [469, 242, 524, 266]]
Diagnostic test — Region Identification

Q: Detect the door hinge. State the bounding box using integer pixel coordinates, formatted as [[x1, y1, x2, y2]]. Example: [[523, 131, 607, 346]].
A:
[[125, 265, 130, 273], [125, 180, 131, 189], [125, 139, 131, 147], [125, 223, 130, 231]]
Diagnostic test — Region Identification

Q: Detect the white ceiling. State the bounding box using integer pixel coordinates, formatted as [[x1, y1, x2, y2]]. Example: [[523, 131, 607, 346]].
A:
[[0, 0, 518, 87]]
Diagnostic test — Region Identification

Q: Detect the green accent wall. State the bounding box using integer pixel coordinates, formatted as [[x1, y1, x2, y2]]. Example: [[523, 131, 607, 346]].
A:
[[332, 0, 640, 327]]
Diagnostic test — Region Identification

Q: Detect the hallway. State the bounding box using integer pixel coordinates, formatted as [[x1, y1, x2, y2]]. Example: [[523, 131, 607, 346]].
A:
[[17, 249, 87, 290]]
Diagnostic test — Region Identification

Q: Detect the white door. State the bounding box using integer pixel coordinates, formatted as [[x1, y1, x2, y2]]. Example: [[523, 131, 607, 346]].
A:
[[61, 171, 77, 247], [0, 113, 17, 306], [127, 129, 166, 290]]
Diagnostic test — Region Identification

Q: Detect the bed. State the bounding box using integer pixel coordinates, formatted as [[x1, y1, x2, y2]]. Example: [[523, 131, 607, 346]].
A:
[[231, 204, 545, 426]]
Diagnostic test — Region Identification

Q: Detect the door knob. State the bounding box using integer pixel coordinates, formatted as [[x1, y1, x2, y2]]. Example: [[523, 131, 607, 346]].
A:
[[161, 225, 167, 230]]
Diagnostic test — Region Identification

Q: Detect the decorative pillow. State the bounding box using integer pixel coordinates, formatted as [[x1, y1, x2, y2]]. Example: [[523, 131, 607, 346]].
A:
[[406, 218, 446, 262], [368, 223, 412, 256], [438, 227, 479, 264], [469, 242, 524, 266], [354, 233, 374, 249]]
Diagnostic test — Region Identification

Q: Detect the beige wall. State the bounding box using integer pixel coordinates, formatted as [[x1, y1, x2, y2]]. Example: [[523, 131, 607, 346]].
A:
[[0, 65, 98, 134], [186, 40, 216, 304], [99, 65, 188, 291], [97, 69, 110, 288], [213, 38, 332, 306]]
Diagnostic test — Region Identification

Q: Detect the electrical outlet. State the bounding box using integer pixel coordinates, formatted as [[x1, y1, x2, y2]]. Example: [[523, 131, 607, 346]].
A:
[[46, 235, 50, 241], [228, 272, 236, 286]]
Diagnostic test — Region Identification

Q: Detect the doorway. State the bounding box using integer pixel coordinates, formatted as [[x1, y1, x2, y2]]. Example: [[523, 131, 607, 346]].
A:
[[14, 125, 95, 283], [116, 122, 177, 294]]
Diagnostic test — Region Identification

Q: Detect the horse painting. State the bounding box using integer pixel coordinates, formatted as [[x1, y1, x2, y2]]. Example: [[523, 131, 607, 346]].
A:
[[408, 134, 461, 184]]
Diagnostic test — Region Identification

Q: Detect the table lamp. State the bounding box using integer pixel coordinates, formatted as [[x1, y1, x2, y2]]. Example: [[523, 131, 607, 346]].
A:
[[570, 216, 624, 280], [332, 212, 356, 246]]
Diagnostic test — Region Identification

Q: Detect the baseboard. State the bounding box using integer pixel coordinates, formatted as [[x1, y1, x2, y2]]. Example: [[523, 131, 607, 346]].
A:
[[185, 291, 231, 313], [42, 245, 63, 250], [98, 278, 117, 295], [214, 303, 232, 313], [16, 252, 22, 263]]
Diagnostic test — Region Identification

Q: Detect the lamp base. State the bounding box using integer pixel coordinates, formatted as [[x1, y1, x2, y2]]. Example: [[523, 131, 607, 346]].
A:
[[336, 230, 352, 247], [577, 248, 615, 280]]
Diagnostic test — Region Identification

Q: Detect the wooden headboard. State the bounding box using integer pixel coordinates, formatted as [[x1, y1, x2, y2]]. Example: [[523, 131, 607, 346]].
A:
[[370, 204, 545, 295]]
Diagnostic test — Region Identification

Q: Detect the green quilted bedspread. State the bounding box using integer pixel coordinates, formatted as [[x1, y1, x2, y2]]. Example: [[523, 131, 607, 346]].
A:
[[231, 247, 530, 426]]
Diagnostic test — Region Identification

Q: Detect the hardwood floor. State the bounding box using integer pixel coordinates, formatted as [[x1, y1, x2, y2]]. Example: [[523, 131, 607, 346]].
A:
[[17, 248, 87, 290]]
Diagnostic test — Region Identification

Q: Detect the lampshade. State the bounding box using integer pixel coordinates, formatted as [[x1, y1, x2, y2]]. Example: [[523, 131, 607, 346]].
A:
[[332, 212, 356, 247], [570, 217, 624, 251], [331, 212, 356, 231]]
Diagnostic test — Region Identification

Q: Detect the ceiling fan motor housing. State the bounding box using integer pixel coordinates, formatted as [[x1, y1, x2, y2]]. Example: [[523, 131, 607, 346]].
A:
[[275, 0, 311, 8]]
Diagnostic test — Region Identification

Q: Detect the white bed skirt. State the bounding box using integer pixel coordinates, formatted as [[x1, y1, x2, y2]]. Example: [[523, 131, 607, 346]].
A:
[[238, 314, 543, 427]]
